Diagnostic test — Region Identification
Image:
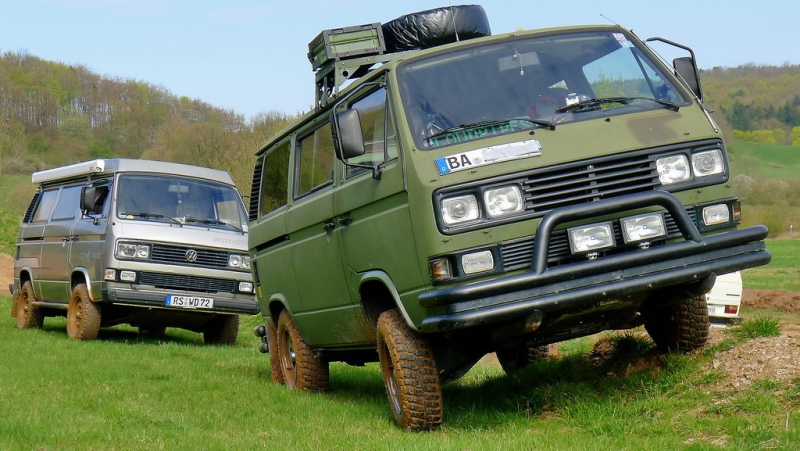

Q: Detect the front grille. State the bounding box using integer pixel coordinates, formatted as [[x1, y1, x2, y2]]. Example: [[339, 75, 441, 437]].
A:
[[500, 208, 697, 270], [150, 244, 230, 269], [521, 153, 658, 213], [139, 272, 237, 294]]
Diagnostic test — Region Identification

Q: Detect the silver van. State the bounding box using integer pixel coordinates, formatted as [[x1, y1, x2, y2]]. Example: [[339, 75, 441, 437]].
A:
[[10, 159, 258, 344]]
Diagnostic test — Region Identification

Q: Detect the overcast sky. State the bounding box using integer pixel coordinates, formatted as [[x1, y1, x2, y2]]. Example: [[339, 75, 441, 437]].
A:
[[1, 0, 797, 119]]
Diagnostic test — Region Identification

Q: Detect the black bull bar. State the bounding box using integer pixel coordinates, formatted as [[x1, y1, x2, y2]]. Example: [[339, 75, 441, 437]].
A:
[[418, 191, 771, 333]]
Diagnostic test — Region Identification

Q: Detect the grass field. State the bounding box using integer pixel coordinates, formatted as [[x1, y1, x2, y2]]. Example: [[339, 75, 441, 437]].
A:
[[1, 296, 798, 450], [742, 238, 800, 291], [728, 141, 800, 180]]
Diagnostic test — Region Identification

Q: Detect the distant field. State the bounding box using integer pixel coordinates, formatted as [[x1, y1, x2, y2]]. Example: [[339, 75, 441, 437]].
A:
[[728, 141, 800, 179]]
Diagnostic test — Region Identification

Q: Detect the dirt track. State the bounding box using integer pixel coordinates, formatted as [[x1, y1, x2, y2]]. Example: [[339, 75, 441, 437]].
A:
[[1, 253, 12, 296]]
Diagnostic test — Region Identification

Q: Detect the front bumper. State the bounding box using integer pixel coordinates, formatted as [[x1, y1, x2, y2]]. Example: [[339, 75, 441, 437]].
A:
[[103, 285, 259, 315], [418, 191, 771, 333]]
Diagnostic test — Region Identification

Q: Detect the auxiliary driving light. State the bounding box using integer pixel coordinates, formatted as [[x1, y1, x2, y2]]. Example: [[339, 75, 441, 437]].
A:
[[461, 250, 494, 274], [620, 213, 666, 243], [702, 204, 730, 226], [568, 222, 615, 254]]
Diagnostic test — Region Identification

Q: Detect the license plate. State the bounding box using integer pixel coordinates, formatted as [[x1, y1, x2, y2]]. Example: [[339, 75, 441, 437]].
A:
[[707, 306, 718, 315], [166, 295, 214, 309]]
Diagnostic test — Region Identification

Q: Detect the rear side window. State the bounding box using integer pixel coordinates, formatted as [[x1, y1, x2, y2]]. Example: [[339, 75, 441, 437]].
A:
[[259, 140, 291, 216], [51, 186, 82, 221], [296, 122, 334, 198], [31, 189, 59, 223]]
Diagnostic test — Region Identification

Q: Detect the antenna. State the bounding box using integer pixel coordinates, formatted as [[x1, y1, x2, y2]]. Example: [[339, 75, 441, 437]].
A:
[[600, 14, 620, 26]]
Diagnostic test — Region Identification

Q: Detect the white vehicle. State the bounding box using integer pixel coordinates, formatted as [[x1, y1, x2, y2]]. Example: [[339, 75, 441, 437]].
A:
[[706, 271, 743, 326]]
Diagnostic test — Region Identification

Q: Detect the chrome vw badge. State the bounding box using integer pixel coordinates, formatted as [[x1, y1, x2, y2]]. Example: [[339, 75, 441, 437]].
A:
[[185, 249, 198, 262]]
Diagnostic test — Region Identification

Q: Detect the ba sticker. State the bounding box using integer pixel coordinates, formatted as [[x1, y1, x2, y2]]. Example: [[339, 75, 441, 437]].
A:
[[435, 140, 542, 175]]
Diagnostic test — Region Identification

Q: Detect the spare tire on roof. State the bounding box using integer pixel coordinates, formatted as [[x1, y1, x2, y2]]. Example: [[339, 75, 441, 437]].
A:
[[382, 5, 491, 53]]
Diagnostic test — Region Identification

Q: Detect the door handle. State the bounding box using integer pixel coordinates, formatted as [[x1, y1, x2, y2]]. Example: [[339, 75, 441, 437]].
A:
[[338, 217, 353, 227], [323, 221, 336, 231]]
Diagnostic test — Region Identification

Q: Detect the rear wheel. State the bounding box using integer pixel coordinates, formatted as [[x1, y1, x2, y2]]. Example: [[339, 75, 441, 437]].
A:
[[10, 285, 21, 318], [645, 295, 709, 353], [276, 310, 329, 391], [265, 318, 285, 384], [376, 309, 442, 431], [67, 283, 101, 340], [203, 314, 240, 345], [496, 344, 550, 374], [16, 281, 44, 329]]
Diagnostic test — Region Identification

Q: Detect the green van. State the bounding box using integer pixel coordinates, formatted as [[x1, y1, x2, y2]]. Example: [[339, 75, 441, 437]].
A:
[[248, 6, 771, 430]]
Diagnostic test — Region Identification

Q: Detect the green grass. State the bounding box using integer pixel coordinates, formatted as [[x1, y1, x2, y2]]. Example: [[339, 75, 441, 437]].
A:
[[729, 141, 800, 180], [742, 238, 800, 290], [727, 314, 783, 341], [2, 295, 799, 449]]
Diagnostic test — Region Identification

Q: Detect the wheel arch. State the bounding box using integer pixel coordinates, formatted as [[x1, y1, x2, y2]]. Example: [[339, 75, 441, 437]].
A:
[[264, 292, 289, 328], [70, 267, 94, 301], [358, 270, 416, 332]]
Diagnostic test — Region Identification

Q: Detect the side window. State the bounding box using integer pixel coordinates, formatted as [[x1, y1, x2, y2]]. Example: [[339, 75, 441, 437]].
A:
[[31, 189, 59, 223], [345, 87, 396, 178], [260, 140, 291, 216], [296, 122, 334, 198], [51, 186, 82, 221]]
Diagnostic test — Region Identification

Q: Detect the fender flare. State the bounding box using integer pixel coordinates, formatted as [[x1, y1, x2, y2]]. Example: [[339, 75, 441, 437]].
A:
[[358, 270, 419, 332]]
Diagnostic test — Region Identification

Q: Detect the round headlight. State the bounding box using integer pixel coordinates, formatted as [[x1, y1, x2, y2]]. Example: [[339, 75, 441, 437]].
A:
[[441, 195, 479, 226], [656, 155, 691, 185]]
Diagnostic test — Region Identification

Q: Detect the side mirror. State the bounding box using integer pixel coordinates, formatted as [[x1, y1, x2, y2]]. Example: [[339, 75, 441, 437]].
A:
[[673, 56, 703, 101], [332, 109, 366, 160], [80, 186, 97, 213]]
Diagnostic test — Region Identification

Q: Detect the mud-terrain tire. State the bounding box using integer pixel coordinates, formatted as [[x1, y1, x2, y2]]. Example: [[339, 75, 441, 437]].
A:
[[265, 318, 285, 384], [16, 281, 44, 329], [67, 283, 101, 340], [11, 285, 21, 318], [645, 295, 709, 353], [376, 309, 443, 431], [496, 344, 550, 374], [276, 310, 329, 391], [203, 314, 239, 345]]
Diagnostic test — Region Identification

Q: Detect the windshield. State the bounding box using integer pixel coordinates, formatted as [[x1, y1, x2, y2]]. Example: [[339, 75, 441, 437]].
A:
[[398, 30, 691, 150], [116, 174, 248, 232]]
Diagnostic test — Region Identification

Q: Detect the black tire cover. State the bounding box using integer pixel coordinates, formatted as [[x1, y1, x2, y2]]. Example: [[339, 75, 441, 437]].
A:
[[382, 5, 491, 53]]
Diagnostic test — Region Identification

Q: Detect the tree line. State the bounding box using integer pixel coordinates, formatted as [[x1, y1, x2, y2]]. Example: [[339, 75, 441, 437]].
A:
[[700, 64, 800, 146], [0, 50, 295, 192]]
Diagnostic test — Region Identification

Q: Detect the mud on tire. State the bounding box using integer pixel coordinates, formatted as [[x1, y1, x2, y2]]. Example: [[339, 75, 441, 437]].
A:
[[17, 281, 44, 329], [203, 314, 239, 345], [496, 344, 550, 374], [276, 310, 329, 392], [67, 283, 101, 340], [265, 318, 285, 384], [645, 295, 710, 353], [376, 309, 443, 431]]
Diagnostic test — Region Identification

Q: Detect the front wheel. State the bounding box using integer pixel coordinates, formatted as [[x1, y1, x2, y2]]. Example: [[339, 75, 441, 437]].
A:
[[265, 318, 285, 384], [203, 314, 239, 345], [276, 310, 329, 392], [17, 281, 44, 329], [67, 283, 101, 340], [644, 295, 709, 353], [376, 309, 443, 431]]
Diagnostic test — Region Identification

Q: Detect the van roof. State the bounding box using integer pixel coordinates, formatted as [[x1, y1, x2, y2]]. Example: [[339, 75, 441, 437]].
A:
[[31, 159, 235, 185]]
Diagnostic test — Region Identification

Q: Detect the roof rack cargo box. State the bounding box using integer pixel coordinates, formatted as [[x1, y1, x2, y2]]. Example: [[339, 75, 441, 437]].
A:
[[307, 23, 386, 71]]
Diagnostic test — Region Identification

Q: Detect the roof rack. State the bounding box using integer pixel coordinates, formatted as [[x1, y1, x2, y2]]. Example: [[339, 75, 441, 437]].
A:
[[308, 23, 391, 108]]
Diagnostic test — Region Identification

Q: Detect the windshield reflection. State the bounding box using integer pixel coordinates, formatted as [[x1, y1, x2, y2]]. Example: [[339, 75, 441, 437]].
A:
[[397, 30, 690, 150], [116, 174, 247, 232]]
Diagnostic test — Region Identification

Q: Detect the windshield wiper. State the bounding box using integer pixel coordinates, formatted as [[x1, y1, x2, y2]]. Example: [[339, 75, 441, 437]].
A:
[[119, 212, 183, 226], [557, 96, 680, 114], [427, 117, 556, 141], [184, 217, 244, 234]]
